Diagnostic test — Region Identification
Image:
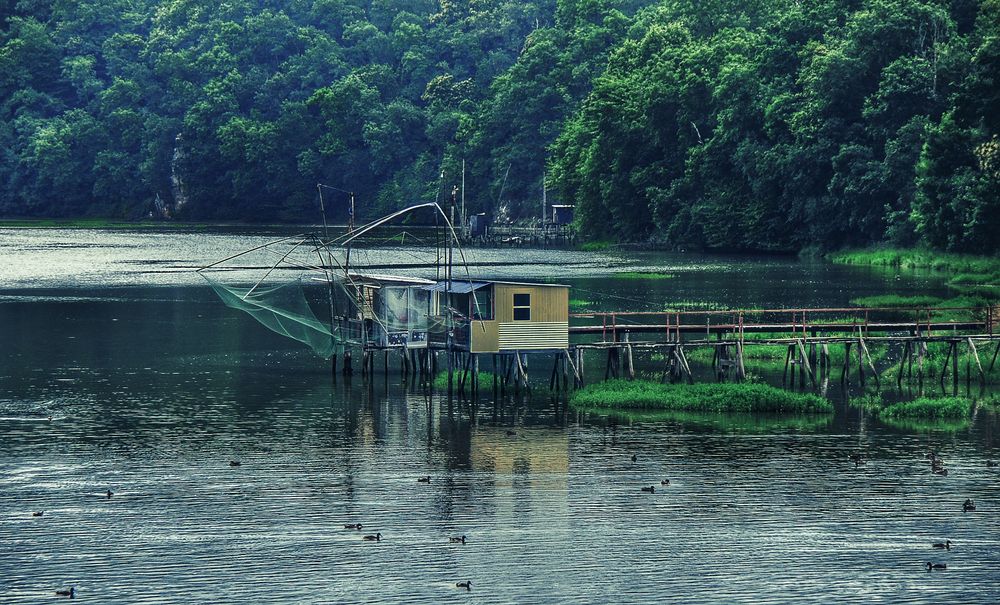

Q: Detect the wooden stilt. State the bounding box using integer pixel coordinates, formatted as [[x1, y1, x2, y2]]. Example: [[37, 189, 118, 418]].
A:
[[968, 338, 985, 385], [842, 342, 852, 383], [940, 341, 953, 390], [952, 340, 959, 394], [859, 336, 879, 388], [797, 339, 816, 388]]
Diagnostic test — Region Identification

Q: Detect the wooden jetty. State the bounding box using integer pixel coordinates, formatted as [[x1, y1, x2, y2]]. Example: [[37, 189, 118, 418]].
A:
[[564, 305, 1000, 392]]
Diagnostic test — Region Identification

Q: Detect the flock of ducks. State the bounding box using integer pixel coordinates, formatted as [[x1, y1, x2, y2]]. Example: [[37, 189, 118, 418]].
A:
[[340, 475, 472, 590], [39, 445, 992, 597]]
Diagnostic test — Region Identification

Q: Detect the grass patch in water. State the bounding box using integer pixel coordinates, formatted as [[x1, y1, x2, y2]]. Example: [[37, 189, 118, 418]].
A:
[[830, 248, 1000, 301], [617, 271, 674, 280], [880, 416, 971, 432], [570, 380, 832, 413], [579, 240, 613, 252], [851, 392, 972, 419], [569, 298, 593, 312], [432, 370, 496, 390], [849, 294, 944, 308]]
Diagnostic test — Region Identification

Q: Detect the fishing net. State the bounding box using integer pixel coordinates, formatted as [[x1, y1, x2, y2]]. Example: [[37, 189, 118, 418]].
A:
[[203, 274, 353, 359]]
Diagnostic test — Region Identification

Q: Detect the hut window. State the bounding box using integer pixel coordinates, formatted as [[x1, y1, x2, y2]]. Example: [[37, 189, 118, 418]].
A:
[[512, 293, 531, 321], [472, 286, 493, 320]]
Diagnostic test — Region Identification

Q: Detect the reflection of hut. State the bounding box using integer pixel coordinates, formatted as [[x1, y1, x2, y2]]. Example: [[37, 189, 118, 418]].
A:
[[550, 204, 575, 225], [426, 280, 569, 353], [470, 428, 569, 473]]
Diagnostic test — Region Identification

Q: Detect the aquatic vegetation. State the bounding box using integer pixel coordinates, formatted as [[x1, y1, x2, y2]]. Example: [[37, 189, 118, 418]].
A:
[[570, 380, 832, 413], [881, 397, 973, 419], [569, 298, 593, 311], [579, 240, 614, 252], [851, 393, 972, 419], [849, 294, 944, 308], [617, 271, 674, 280], [433, 371, 496, 391], [830, 249, 1000, 301]]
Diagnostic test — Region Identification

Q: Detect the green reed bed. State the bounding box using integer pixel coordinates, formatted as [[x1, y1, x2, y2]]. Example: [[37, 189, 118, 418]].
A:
[[570, 380, 832, 414], [830, 248, 1000, 300], [433, 371, 495, 390], [851, 392, 972, 419], [617, 271, 674, 280]]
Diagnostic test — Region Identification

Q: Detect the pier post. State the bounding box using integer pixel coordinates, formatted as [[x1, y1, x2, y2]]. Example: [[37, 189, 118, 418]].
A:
[[968, 338, 985, 386], [842, 342, 852, 384], [343, 349, 353, 376]]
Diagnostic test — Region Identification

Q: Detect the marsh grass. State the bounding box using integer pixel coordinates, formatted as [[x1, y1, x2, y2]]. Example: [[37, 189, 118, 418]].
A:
[[850, 392, 972, 419], [570, 380, 832, 413], [433, 371, 496, 390], [618, 271, 674, 280], [579, 240, 613, 252], [830, 248, 1000, 301]]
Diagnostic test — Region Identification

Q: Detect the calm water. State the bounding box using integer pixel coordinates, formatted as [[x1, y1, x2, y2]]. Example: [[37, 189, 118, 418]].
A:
[[1, 227, 998, 603]]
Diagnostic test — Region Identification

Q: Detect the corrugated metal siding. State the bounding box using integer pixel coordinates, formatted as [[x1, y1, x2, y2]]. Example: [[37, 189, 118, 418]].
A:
[[498, 322, 568, 350]]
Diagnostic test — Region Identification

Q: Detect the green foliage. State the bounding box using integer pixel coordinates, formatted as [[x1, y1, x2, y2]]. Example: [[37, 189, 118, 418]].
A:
[[831, 247, 1000, 300], [851, 391, 973, 419], [616, 271, 674, 280], [0, 0, 996, 256], [433, 370, 495, 390], [570, 379, 833, 413], [849, 294, 944, 307]]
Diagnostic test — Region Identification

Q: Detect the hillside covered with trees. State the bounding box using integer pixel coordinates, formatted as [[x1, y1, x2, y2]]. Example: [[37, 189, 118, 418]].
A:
[[1, 0, 998, 253]]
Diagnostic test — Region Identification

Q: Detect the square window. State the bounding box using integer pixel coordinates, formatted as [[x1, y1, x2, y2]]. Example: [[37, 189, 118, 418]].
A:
[[512, 293, 531, 321]]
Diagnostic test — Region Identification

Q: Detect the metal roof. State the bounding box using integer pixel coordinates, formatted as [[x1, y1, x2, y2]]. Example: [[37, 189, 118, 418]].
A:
[[422, 281, 491, 294], [423, 280, 569, 292]]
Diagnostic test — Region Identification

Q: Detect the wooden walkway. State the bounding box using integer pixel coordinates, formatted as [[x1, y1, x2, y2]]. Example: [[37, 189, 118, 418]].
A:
[[564, 305, 1000, 390]]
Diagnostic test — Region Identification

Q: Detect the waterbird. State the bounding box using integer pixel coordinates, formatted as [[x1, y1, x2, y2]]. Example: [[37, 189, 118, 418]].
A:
[[55, 587, 74, 598], [229, 460, 241, 467], [987, 460, 998, 467], [32, 511, 43, 517], [932, 467, 949, 476], [362, 533, 381, 542], [963, 499, 976, 512], [505, 430, 517, 437], [450, 535, 467, 544], [641, 485, 655, 493], [456, 581, 472, 591], [661, 479, 670, 486], [417, 476, 430, 483], [631, 454, 637, 463], [932, 540, 952, 550], [106, 490, 113, 499], [926, 562, 947, 570], [344, 523, 362, 530]]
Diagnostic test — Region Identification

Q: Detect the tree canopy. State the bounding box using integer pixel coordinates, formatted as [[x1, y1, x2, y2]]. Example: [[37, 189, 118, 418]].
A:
[[1, 0, 997, 253]]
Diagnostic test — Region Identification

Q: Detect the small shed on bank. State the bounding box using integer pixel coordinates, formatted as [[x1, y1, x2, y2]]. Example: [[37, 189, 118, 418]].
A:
[[550, 204, 575, 226]]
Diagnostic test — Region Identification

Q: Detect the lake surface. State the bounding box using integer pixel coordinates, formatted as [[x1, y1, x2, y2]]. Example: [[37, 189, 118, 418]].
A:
[[1, 227, 998, 603]]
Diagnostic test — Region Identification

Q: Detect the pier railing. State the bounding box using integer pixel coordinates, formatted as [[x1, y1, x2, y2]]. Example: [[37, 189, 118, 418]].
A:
[[569, 305, 995, 343]]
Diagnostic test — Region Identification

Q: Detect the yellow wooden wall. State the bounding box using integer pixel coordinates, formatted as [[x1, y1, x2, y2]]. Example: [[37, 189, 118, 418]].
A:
[[493, 284, 568, 323]]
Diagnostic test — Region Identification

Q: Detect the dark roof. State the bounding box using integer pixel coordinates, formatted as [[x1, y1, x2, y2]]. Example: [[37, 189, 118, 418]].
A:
[[422, 281, 491, 294], [424, 280, 569, 292]]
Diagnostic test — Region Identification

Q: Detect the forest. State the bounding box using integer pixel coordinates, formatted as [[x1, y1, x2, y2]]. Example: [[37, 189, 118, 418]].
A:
[[1, 0, 997, 253]]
